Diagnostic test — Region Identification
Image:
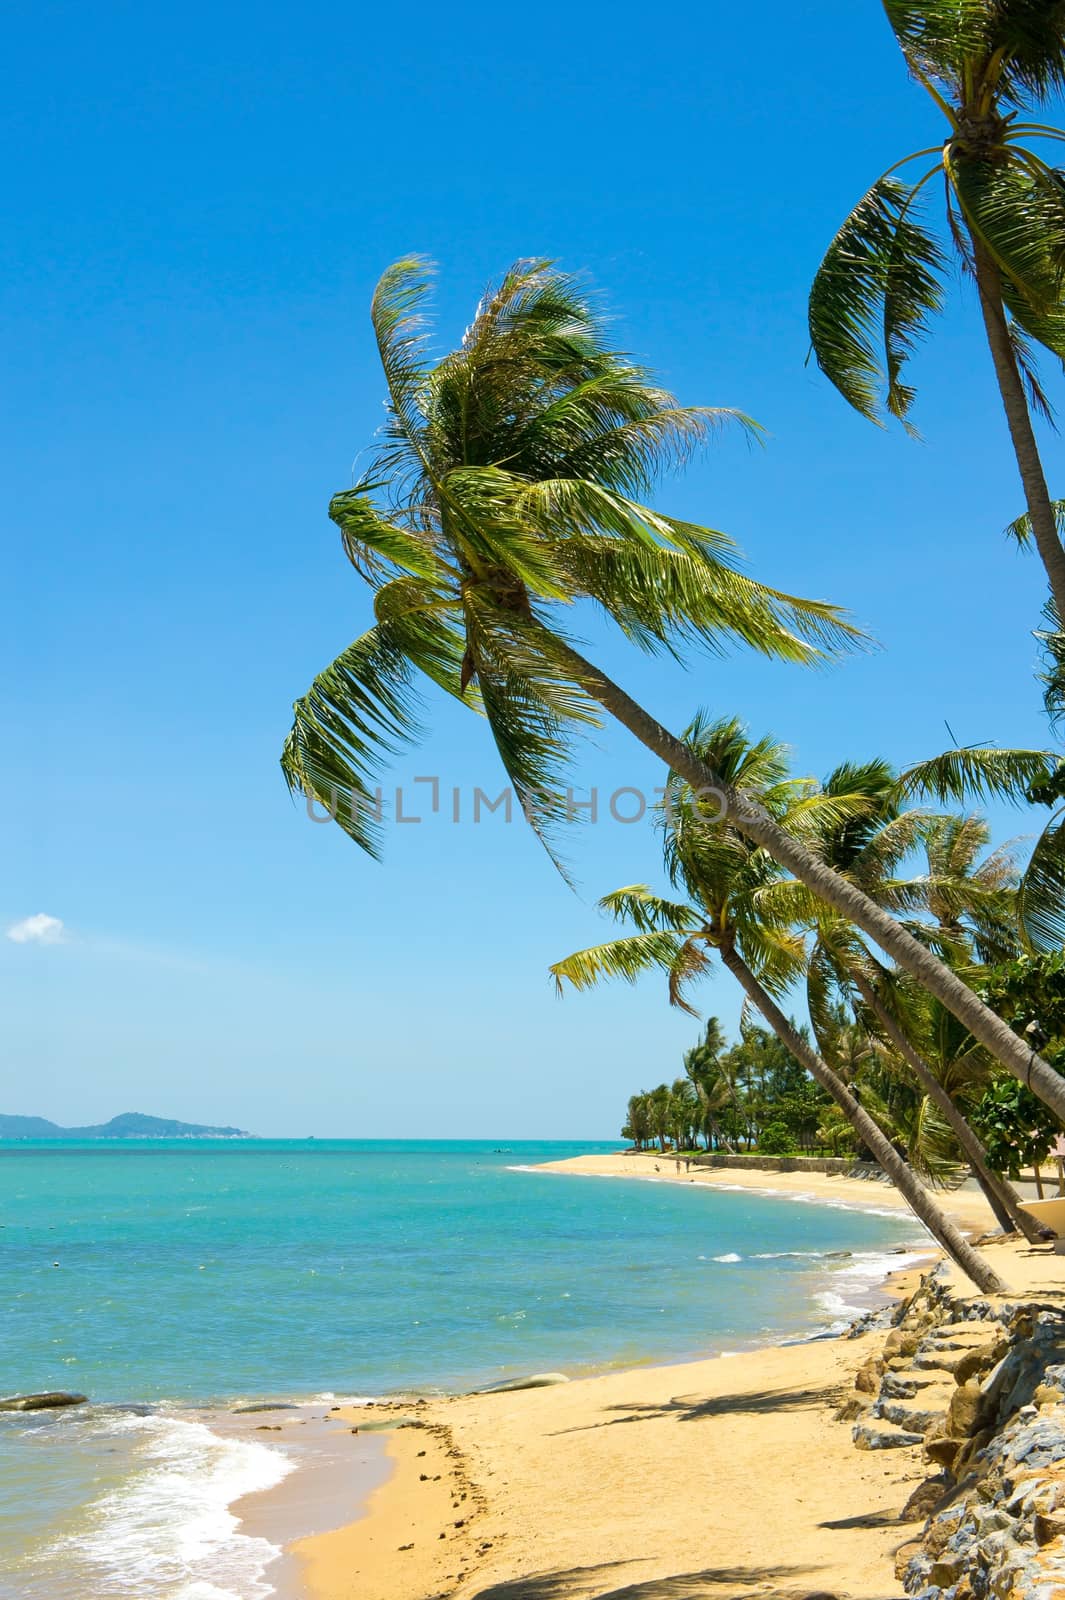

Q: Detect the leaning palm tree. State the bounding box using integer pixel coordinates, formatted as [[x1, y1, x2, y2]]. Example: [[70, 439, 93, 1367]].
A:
[[550, 717, 1006, 1293], [773, 759, 1041, 1236], [283, 257, 1065, 1118], [809, 0, 1065, 616]]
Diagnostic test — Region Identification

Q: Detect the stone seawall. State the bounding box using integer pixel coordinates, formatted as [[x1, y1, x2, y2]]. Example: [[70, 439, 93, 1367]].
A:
[[839, 1270, 1065, 1599]]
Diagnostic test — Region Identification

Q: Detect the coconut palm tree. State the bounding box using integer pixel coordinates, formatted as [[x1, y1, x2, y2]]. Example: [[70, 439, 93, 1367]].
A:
[[898, 617, 1065, 951], [283, 257, 1065, 1119], [683, 1018, 738, 1150], [549, 717, 1006, 1293], [772, 759, 1041, 1236], [809, 0, 1065, 616]]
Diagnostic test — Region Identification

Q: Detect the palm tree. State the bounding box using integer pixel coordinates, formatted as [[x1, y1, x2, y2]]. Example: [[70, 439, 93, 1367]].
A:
[[549, 717, 1006, 1293], [683, 1018, 738, 1150], [809, 0, 1065, 616], [898, 643, 1065, 951], [283, 258, 1065, 1119], [776, 760, 1042, 1237], [623, 1092, 653, 1149]]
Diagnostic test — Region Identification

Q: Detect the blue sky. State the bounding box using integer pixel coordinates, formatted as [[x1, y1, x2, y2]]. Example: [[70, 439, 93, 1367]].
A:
[[3, 0, 1061, 1137]]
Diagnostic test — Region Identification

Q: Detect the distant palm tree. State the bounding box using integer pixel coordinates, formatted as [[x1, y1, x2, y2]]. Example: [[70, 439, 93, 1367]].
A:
[[550, 717, 1006, 1293], [283, 258, 1065, 1118], [683, 1018, 738, 1150], [809, 0, 1065, 616]]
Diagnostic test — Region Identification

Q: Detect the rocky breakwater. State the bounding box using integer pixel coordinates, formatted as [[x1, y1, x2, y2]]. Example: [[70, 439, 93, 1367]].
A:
[[840, 1269, 1065, 1599]]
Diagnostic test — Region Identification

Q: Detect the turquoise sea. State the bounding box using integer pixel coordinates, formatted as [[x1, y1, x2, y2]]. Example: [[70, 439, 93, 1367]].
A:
[[0, 1140, 926, 1598]]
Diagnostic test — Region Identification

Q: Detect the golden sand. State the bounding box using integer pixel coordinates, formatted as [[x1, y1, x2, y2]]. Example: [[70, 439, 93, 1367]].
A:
[[288, 1161, 1062, 1600]]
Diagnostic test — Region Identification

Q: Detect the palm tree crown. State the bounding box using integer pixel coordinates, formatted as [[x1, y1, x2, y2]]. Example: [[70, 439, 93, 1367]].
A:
[[809, 0, 1065, 614], [811, 0, 1065, 428], [282, 259, 858, 861]]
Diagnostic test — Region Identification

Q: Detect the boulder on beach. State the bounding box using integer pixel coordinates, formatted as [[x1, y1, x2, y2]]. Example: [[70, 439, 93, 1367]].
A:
[[476, 1373, 570, 1395], [0, 1392, 87, 1412], [231, 1402, 300, 1414]]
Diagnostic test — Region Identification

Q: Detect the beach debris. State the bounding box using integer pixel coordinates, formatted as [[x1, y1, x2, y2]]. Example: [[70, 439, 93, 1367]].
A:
[[0, 1391, 86, 1411]]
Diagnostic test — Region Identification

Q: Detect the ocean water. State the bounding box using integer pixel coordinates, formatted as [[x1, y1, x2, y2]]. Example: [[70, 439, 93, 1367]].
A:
[[0, 1140, 925, 1597]]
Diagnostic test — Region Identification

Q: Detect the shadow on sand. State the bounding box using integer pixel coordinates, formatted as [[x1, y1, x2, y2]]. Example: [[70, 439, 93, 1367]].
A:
[[465, 1561, 835, 1600], [549, 1383, 847, 1437]]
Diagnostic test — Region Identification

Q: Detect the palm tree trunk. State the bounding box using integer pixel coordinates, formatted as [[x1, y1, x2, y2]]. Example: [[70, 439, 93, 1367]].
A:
[[545, 631, 1065, 1123], [717, 941, 1007, 1294], [850, 970, 1048, 1243], [971, 237, 1065, 620]]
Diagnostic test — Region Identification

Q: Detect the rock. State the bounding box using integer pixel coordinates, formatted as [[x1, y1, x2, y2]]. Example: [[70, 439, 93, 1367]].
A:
[[882, 1370, 940, 1399], [476, 1373, 569, 1394], [878, 1394, 952, 1433], [894, 1538, 926, 1580], [1033, 1384, 1064, 1407], [834, 1396, 867, 1422], [930, 1554, 968, 1586], [925, 1435, 966, 1470], [901, 1475, 953, 1523], [948, 1380, 990, 1438], [232, 1402, 300, 1414], [853, 1418, 925, 1450], [1033, 1512, 1065, 1547], [0, 1392, 87, 1411], [955, 1339, 1011, 1386], [884, 1328, 921, 1360], [854, 1356, 883, 1394], [953, 1427, 995, 1477]]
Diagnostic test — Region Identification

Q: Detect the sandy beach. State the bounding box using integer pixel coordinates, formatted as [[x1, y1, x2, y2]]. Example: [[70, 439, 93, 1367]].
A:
[[284, 1157, 1064, 1600], [526, 1150, 1006, 1233]]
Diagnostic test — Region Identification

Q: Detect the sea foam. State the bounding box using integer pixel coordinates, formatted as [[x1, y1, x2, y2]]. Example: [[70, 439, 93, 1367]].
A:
[[39, 1410, 292, 1600]]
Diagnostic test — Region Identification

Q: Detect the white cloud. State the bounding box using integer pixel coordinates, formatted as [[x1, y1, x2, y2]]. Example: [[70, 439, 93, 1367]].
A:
[[7, 913, 66, 946]]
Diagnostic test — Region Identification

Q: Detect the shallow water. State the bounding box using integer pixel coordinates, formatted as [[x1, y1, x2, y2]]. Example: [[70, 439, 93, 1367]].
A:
[[0, 1139, 924, 1596]]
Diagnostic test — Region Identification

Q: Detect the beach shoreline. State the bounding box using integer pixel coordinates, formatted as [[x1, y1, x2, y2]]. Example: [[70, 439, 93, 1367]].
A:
[[281, 1153, 1015, 1600]]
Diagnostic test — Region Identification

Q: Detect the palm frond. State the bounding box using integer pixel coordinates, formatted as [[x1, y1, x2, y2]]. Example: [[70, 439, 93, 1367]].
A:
[[549, 528, 864, 662], [898, 745, 1062, 806], [991, 1, 1065, 102], [550, 932, 689, 995], [950, 154, 1065, 352], [667, 937, 714, 1016], [369, 258, 437, 491], [881, 0, 991, 92], [281, 623, 429, 855], [1019, 807, 1065, 948], [1007, 319, 1057, 427], [329, 486, 447, 582], [809, 176, 945, 426], [1005, 497, 1065, 549], [599, 886, 703, 934]]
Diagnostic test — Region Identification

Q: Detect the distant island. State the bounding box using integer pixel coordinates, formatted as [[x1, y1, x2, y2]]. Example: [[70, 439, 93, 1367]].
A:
[[0, 1113, 252, 1141]]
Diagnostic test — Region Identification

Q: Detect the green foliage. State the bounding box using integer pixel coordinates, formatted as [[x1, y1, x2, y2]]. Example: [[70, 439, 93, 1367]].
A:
[[981, 950, 1065, 1055], [971, 1074, 1061, 1175], [758, 1121, 797, 1156], [967, 953, 1065, 1173]]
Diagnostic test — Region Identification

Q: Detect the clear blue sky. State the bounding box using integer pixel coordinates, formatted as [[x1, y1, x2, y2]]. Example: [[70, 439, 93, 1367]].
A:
[[3, 0, 1060, 1136]]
